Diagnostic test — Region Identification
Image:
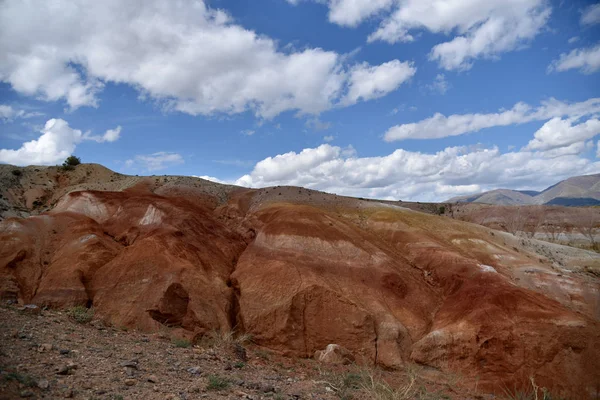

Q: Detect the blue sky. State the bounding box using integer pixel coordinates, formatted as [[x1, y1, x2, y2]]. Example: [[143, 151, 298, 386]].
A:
[[1, 0, 599, 201]]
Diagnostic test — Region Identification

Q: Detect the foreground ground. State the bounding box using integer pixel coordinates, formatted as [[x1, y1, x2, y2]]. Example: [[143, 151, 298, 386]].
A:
[[0, 304, 492, 400]]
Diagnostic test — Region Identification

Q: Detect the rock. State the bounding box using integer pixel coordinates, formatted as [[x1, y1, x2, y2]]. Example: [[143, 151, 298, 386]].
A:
[[120, 360, 138, 369], [19, 390, 34, 398], [314, 344, 355, 365], [38, 343, 53, 352], [59, 349, 70, 355], [124, 379, 136, 386], [186, 366, 202, 375], [260, 384, 275, 393], [56, 362, 78, 375], [63, 388, 73, 398], [147, 375, 158, 383], [38, 379, 50, 389]]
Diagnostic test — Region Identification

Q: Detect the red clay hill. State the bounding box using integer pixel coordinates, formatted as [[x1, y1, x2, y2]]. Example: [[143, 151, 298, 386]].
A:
[[1, 164, 599, 398]]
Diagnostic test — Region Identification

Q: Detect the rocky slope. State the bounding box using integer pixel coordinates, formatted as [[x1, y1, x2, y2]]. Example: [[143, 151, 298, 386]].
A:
[[1, 164, 600, 399], [448, 173, 600, 206]]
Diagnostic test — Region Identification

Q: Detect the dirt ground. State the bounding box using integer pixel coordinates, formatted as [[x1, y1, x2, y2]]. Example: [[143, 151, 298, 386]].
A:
[[0, 304, 488, 400]]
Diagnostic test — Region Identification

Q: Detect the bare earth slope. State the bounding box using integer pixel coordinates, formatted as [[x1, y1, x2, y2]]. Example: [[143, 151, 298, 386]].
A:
[[1, 164, 600, 399]]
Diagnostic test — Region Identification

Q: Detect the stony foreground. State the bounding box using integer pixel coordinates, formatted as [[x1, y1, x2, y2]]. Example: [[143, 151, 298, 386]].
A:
[[0, 304, 476, 400]]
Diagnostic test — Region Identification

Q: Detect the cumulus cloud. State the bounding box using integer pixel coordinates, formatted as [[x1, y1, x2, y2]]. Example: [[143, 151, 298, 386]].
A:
[[233, 141, 600, 202], [525, 117, 600, 151], [327, 0, 394, 27], [581, 3, 600, 25], [241, 130, 255, 136], [125, 152, 184, 171], [323, 135, 335, 142], [308, 0, 550, 71], [293, 0, 551, 70], [84, 126, 122, 143], [0, 118, 121, 166], [341, 60, 416, 105], [548, 44, 600, 74], [0, 0, 411, 118], [384, 97, 600, 141]]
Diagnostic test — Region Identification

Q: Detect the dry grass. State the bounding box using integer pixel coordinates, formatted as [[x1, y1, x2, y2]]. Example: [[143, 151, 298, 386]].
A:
[[315, 364, 449, 400]]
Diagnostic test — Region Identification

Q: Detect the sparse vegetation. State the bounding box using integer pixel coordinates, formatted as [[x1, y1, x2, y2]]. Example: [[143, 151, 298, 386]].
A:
[[3, 371, 37, 387], [11, 169, 21, 176], [256, 349, 270, 360], [68, 305, 94, 324], [503, 377, 564, 400], [172, 337, 191, 348], [206, 374, 230, 390]]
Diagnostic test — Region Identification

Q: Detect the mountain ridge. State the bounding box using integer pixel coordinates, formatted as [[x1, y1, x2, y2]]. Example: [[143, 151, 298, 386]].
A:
[[448, 173, 600, 206]]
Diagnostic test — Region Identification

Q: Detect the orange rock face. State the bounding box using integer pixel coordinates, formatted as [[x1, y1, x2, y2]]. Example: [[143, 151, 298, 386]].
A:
[[1, 175, 599, 398]]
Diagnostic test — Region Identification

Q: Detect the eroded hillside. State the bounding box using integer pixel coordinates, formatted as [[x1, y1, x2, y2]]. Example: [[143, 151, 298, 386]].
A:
[[1, 164, 599, 399]]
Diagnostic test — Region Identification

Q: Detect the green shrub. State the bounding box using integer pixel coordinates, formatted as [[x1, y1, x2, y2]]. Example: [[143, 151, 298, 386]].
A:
[[68, 306, 94, 324], [206, 375, 230, 391], [61, 155, 81, 171], [11, 169, 21, 176]]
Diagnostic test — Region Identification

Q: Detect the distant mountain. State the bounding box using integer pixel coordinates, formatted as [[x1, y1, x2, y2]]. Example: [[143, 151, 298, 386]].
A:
[[447, 173, 600, 206]]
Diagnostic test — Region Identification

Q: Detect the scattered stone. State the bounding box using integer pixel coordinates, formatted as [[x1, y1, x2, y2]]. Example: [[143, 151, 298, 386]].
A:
[[186, 366, 202, 375], [314, 344, 355, 365], [38, 379, 50, 389], [147, 375, 158, 383], [56, 362, 78, 375], [19, 390, 34, 398], [260, 384, 275, 393], [120, 360, 138, 369], [38, 343, 53, 352], [124, 378, 136, 386], [63, 388, 74, 398], [59, 349, 70, 355]]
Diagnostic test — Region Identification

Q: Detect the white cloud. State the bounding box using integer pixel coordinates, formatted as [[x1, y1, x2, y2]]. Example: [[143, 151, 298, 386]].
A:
[[327, 0, 394, 27], [125, 152, 184, 171], [84, 126, 122, 143], [0, 104, 44, 122], [384, 97, 600, 141], [241, 130, 255, 136], [233, 141, 600, 202], [323, 135, 335, 142], [0, 0, 411, 118], [0, 118, 121, 166], [525, 117, 600, 151], [548, 44, 600, 74], [359, 0, 550, 71], [341, 60, 416, 105], [568, 36, 580, 44], [295, 0, 551, 71], [194, 175, 228, 184], [581, 3, 600, 25], [426, 74, 450, 94], [306, 118, 332, 131]]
